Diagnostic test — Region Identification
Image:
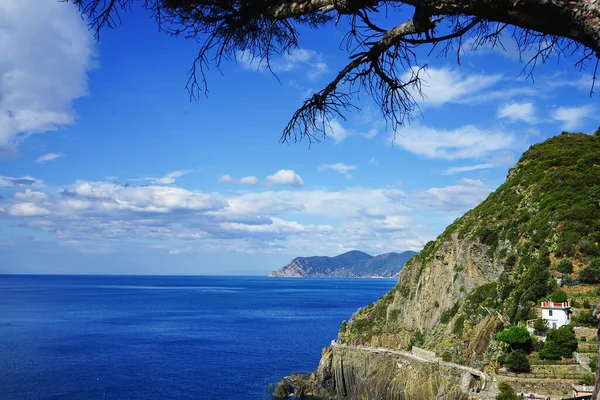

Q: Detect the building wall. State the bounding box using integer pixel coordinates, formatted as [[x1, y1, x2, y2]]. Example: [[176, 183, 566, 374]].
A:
[[541, 308, 570, 329]]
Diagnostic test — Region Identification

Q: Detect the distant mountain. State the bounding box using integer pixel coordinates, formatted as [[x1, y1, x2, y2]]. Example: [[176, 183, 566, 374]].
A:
[[268, 250, 417, 278]]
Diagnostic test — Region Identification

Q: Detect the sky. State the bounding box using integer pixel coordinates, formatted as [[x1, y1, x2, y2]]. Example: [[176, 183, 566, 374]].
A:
[[0, 0, 599, 275]]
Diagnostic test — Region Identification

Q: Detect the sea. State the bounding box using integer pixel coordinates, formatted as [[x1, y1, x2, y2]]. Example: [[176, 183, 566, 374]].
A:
[[0, 275, 396, 400]]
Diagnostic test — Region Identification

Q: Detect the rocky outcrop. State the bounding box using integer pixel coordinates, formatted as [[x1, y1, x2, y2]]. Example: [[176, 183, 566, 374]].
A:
[[287, 345, 479, 400]]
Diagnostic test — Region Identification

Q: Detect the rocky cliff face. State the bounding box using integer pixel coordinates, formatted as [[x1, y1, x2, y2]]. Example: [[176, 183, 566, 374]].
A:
[[277, 132, 600, 399]]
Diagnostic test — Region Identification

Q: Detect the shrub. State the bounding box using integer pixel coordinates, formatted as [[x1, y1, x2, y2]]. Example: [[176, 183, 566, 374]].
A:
[[540, 325, 578, 359], [498, 325, 532, 352], [557, 259, 574, 274], [571, 299, 580, 308], [583, 299, 592, 309], [548, 290, 568, 302], [434, 301, 439, 308], [532, 318, 548, 333], [407, 330, 425, 350], [441, 352, 452, 362], [339, 321, 347, 332], [589, 360, 597, 372], [572, 310, 596, 327], [579, 267, 600, 283], [506, 254, 517, 268], [580, 239, 599, 256], [581, 336, 587, 342], [453, 315, 466, 337], [439, 303, 459, 324], [497, 382, 518, 400], [505, 349, 531, 373]]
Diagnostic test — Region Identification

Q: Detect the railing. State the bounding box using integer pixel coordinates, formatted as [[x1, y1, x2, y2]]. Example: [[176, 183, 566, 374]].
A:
[[541, 301, 570, 308]]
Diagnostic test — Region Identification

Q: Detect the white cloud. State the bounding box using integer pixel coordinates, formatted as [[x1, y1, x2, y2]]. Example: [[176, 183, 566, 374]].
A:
[[326, 120, 352, 144], [14, 189, 48, 202], [442, 163, 496, 175], [551, 105, 596, 130], [218, 174, 262, 185], [498, 102, 538, 124], [394, 124, 514, 160], [144, 170, 189, 185], [412, 178, 492, 212], [236, 48, 328, 80], [405, 67, 502, 107], [0, 175, 43, 188], [265, 170, 304, 187], [0, 0, 94, 156], [319, 163, 356, 178], [0, 175, 497, 256], [8, 202, 50, 217], [219, 175, 233, 183], [35, 153, 64, 164], [239, 176, 259, 185]]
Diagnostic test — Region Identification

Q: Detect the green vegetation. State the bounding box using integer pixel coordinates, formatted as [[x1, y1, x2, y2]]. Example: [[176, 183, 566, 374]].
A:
[[439, 302, 460, 324], [557, 259, 574, 274], [532, 318, 548, 333], [505, 349, 531, 372], [579, 260, 600, 283], [497, 326, 532, 352], [548, 290, 567, 302], [496, 382, 518, 400], [540, 325, 578, 360]]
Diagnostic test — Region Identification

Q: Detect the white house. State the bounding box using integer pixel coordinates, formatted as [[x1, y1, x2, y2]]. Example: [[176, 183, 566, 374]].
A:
[[540, 300, 571, 329], [526, 300, 571, 334]]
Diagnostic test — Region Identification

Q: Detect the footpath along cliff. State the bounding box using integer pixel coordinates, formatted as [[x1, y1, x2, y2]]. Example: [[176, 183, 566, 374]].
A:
[[275, 132, 600, 399]]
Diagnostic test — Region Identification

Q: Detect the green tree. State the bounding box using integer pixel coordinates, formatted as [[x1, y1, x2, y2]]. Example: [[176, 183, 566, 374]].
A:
[[548, 290, 567, 302], [497, 325, 532, 352], [540, 325, 578, 359], [579, 266, 600, 283], [496, 382, 518, 400], [532, 318, 548, 333], [556, 259, 573, 274], [70, 0, 600, 142], [505, 349, 531, 373]]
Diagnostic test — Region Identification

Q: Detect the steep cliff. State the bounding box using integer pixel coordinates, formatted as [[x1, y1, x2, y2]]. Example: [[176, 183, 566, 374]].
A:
[[269, 250, 417, 277], [278, 132, 600, 399]]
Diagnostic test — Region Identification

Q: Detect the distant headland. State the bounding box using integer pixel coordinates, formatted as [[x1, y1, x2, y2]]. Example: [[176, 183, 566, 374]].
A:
[[268, 250, 417, 278]]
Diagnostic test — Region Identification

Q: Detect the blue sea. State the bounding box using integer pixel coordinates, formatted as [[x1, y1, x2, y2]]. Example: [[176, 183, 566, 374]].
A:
[[0, 275, 395, 400]]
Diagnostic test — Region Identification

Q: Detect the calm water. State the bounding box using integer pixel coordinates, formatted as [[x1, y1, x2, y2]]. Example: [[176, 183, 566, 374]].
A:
[[0, 275, 395, 400]]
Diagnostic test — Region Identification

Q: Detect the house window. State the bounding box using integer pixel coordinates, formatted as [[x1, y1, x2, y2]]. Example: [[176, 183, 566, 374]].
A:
[[549, 310, 553, 316], [552, 322, 556, 328]]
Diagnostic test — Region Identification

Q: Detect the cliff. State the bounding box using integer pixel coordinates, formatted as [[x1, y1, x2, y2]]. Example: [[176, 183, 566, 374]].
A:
[[276, 132, 600, 399], [268, 250, 417, 278]]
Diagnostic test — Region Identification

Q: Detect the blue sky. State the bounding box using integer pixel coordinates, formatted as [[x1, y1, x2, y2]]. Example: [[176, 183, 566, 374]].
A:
[[0, 0, 598, 275]]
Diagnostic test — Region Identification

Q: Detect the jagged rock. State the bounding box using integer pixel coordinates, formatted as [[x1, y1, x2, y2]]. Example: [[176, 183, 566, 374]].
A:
[[271, 380, 294, 398]]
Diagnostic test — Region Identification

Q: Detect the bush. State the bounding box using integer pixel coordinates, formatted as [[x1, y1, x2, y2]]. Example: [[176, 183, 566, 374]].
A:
[[505, 349, 531, 373], [557, 259, 574, 274], [580, 239, 599, 256], [572, 310, 596, 327], [497, 382, 518, 400], [540, 325, 578, 359], [549, 290, 568, 302], [579, 266, 600, 283], [498, 325, 532, 352], [532, 318, 548, 333], [571, 299, 580, 308], [583, 299, 592, 309], [589, 360, 597, 372]]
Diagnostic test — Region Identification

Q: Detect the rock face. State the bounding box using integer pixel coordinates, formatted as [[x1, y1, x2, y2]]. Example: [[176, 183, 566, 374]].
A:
[[278, 132, 600, 399], [268, 250, 417, 278]]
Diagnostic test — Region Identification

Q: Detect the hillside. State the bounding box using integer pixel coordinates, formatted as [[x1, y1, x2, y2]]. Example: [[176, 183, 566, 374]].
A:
[[268, 250, 417, 278], [277, 132, 600, 399]]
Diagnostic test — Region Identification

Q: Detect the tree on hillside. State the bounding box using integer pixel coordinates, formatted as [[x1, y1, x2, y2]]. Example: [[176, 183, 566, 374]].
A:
[[540, 324, 578, 359], [68, 0, 600, 143], [497, 325, 532, 352]]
